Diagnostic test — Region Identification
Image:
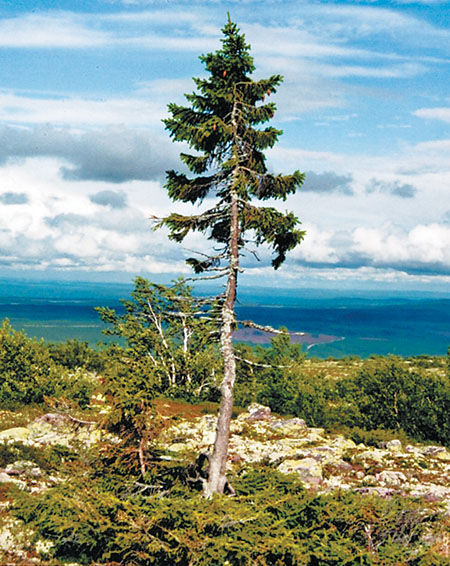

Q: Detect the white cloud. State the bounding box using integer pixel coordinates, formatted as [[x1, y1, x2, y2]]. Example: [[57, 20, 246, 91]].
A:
[[246, 24, 371, 60], [301, 171, 353, 194], [0, 152, 449, 278], [353, 223, 450, 270], [0, 12, 110, 48], [290, 224, 340, 264], [0, 1, 448, 288], [312, 62, 426, 79], [414, 107, 450, 124], [0, 92, 165, 127], [301, 3, 450, 49], [366, 179, 417, 198]]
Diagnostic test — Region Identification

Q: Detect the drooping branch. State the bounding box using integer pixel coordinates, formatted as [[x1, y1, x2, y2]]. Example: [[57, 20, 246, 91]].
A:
[[238, 319, 305, 336], [235, 355, 294, 369]]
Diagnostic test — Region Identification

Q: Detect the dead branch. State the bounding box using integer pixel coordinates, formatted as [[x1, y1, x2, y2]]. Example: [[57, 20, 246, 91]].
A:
[[238, 320, 305, 336], [235, 355, 294, 369]]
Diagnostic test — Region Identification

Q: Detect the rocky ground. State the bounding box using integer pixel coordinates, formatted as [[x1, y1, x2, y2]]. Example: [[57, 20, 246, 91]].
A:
[[162, 403, 450, 513], [0, 402, 448, 562]]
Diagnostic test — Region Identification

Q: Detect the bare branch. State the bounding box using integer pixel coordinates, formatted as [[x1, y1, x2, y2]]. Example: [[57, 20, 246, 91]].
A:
[[238, 320, 305, 336], [235, 355, 293, 369], [183, 272, 228, 282]]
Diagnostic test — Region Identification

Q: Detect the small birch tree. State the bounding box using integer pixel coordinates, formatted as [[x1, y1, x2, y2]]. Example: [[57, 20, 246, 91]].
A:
[[159, 16, 305, 496]]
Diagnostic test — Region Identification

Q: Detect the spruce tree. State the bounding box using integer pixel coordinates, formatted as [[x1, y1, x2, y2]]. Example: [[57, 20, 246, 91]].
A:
[[159, 16, 305, 496]]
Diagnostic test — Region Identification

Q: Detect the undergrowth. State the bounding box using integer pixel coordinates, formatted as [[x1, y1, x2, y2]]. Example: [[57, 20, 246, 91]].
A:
[[10, 466, 447, 565]]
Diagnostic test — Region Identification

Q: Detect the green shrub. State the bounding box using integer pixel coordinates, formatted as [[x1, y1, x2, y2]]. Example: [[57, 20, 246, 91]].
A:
[[13, 479, 125, 564], [13, 466, 445, 565], [51, 367, 99, 409], [48, 339, 106, 372], [337, 356, 450, 445], [0, 441, 77, 472], [235, 349, 449, 445], [0, 320, 60, 408], [96, 277, 222, 401], [0, 320, 100, 410]]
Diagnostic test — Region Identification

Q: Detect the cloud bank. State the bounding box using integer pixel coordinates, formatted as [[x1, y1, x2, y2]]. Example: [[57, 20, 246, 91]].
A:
[[0, 125, 178, 182]]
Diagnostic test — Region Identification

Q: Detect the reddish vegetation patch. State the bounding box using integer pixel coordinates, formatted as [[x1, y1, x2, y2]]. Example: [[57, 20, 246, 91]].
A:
[[153, 399, 216, 420], [0, 483, 12, 503]]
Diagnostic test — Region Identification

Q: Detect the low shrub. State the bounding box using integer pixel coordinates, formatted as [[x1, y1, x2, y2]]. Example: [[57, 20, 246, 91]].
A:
[[48, 339, 106, 372], [12, 466, 446, 565], [0, 320, 60, 408], [337, 356, 450, 445]]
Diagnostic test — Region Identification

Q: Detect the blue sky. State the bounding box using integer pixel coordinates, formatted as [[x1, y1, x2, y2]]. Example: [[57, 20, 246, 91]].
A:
[[0, 0, 449, 290]]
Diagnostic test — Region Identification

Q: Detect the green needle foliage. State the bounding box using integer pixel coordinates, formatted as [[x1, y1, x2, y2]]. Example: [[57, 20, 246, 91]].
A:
[[13, 466, 446, 565], [158, 15, 305, 495]]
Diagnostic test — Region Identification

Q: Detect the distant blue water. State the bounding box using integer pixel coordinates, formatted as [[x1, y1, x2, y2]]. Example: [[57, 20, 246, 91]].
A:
[[0, 279, 448, 358]]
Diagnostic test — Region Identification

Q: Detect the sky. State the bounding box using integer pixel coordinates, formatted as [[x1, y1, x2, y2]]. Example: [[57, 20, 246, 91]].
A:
[[0, 0, 449, 292]]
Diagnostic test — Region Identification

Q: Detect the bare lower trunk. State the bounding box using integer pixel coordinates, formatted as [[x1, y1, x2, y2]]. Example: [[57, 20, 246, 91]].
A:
[[204, 193, 239, 497]]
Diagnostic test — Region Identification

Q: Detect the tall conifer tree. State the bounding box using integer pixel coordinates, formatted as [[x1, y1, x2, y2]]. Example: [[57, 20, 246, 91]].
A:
[[159, 16, 305, 495]]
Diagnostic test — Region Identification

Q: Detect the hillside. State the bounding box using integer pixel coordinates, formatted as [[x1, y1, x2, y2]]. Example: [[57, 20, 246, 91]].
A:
[[0, 320, 448, 564]]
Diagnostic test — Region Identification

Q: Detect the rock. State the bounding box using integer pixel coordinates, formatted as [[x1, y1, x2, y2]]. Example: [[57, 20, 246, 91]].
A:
[[246, 403, 271, 421], [168, 442, 187, 453], [271, 418, 307, 436], [375, 470, 407, 486], [359, 449, 386, 463], [330, 436, 357, 451], [5, 461, 42, 478], [278, 457, 322, 483], [35, 538, 55, 556], [0, 472, 25, 488], [0, 472, 14, 483], [305, 428, 326, 442], [436, 451, 450, 462], [410, 484, 449, 503], [311, 446, 338, 465], [334, 459, 354, 472], [386, 439, 402, 452], [0, 427, 31, 441], [422, 445, 445, 456], [27, 422, 71, 446], [0, 517, 32, 558], [325, 478, 353, 490], [285, 418, 306, 428]]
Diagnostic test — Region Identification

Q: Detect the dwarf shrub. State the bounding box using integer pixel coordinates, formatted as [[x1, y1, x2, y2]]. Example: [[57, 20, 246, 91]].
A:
[[13, 466, 446, 565], [337, 356, 450, 444], [0, 320, 60, 407], [0, 320, 99, 410]]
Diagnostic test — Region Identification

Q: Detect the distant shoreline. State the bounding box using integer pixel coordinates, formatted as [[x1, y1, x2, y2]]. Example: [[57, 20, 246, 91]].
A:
[[1, 284, 448, 357]]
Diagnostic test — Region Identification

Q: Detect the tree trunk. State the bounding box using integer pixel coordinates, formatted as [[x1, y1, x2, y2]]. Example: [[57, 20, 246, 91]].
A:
[[204, 191, 239, 497]]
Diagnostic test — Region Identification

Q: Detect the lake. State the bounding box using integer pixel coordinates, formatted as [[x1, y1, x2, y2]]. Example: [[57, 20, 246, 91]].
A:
[[0, 279, 448, 358]]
